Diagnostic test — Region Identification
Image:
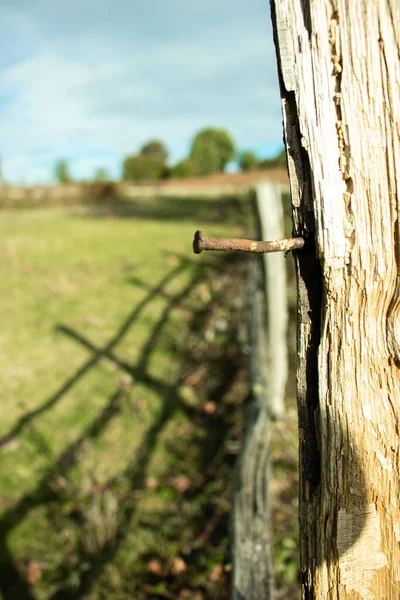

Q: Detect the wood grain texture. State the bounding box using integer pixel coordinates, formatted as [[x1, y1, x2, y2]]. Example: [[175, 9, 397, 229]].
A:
[[271, 0, 400, 598]]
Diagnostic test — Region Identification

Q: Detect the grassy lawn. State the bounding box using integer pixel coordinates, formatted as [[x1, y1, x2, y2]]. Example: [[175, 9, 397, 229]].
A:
[[0, 195, 256, 599], [0, 194, 299, 600]]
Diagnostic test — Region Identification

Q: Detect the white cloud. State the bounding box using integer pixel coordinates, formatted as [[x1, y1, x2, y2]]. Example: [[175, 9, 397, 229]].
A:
[[0, 1, 282, 184]]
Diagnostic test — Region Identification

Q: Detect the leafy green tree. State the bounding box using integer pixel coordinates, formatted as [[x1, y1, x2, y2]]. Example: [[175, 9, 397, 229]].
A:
[[275, 148, 287, 168], [190, 128, 235, 175], [139, 140, 168, 164], [258, 148, 287, 170], [122, 154, 165, 182], [54, 159, 72, 183], [190, 137, 220, 175], [93, 167, 110, 182], [239, 150, 259, 172], [171, 158, 195, 179]]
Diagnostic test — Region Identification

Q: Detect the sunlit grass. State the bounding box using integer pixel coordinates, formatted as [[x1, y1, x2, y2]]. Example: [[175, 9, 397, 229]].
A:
[[0, 196, 252, 599]]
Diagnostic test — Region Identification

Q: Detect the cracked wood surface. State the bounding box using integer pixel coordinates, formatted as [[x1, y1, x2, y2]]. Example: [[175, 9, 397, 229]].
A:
[[271, 1, 400, 598]]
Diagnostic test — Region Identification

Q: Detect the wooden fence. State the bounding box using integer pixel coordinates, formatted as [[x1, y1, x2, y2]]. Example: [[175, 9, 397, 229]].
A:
[[232, 181, 289, 600]]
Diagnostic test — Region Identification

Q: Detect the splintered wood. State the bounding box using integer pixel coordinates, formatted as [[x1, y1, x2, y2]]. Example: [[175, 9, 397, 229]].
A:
[[272, 0, 400, 598]]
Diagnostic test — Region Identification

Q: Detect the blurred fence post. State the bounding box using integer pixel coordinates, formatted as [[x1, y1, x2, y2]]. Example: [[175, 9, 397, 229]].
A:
[[231, 181, 288, 600]]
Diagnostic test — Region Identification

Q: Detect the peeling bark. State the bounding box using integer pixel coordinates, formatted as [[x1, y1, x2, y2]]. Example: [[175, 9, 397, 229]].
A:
[[271, 1, 400, 598]]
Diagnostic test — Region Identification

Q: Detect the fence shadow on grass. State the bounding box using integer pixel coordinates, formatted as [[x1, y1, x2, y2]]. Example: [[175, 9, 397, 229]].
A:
[[0, 388, 126, 600], [0, 259, 191, 449], [0, 251, 248, 600]]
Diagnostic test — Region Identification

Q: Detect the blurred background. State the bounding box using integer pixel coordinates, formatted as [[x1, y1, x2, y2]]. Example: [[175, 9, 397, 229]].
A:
[[0, 1, 299, 599]]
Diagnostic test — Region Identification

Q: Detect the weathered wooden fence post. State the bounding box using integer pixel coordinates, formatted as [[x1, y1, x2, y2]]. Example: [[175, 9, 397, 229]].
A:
[[271, 1, 400, 597], [231, 181, 288, 600]]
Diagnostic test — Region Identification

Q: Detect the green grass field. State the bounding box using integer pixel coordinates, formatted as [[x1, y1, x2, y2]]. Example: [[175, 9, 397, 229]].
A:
[[0, 196, 256, 599], [0, 195, 299, 600]]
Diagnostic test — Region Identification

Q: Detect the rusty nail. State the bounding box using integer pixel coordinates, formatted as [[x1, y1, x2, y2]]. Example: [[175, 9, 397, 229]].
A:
[[193, 230, 305, 255]]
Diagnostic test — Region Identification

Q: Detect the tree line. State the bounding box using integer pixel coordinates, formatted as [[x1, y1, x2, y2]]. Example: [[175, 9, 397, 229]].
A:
[[54, 127, 286, 184]]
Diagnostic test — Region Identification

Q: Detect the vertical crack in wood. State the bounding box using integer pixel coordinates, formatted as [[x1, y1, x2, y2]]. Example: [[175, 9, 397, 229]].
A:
[[296, 239, 322, 494], [270, 4, 323, 595], [329, 4, 354, 194], [293, 194, 322, 600]]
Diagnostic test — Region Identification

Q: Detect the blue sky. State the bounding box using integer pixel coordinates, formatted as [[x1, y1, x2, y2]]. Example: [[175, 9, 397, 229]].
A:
[[0, 0, 283, 184]]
